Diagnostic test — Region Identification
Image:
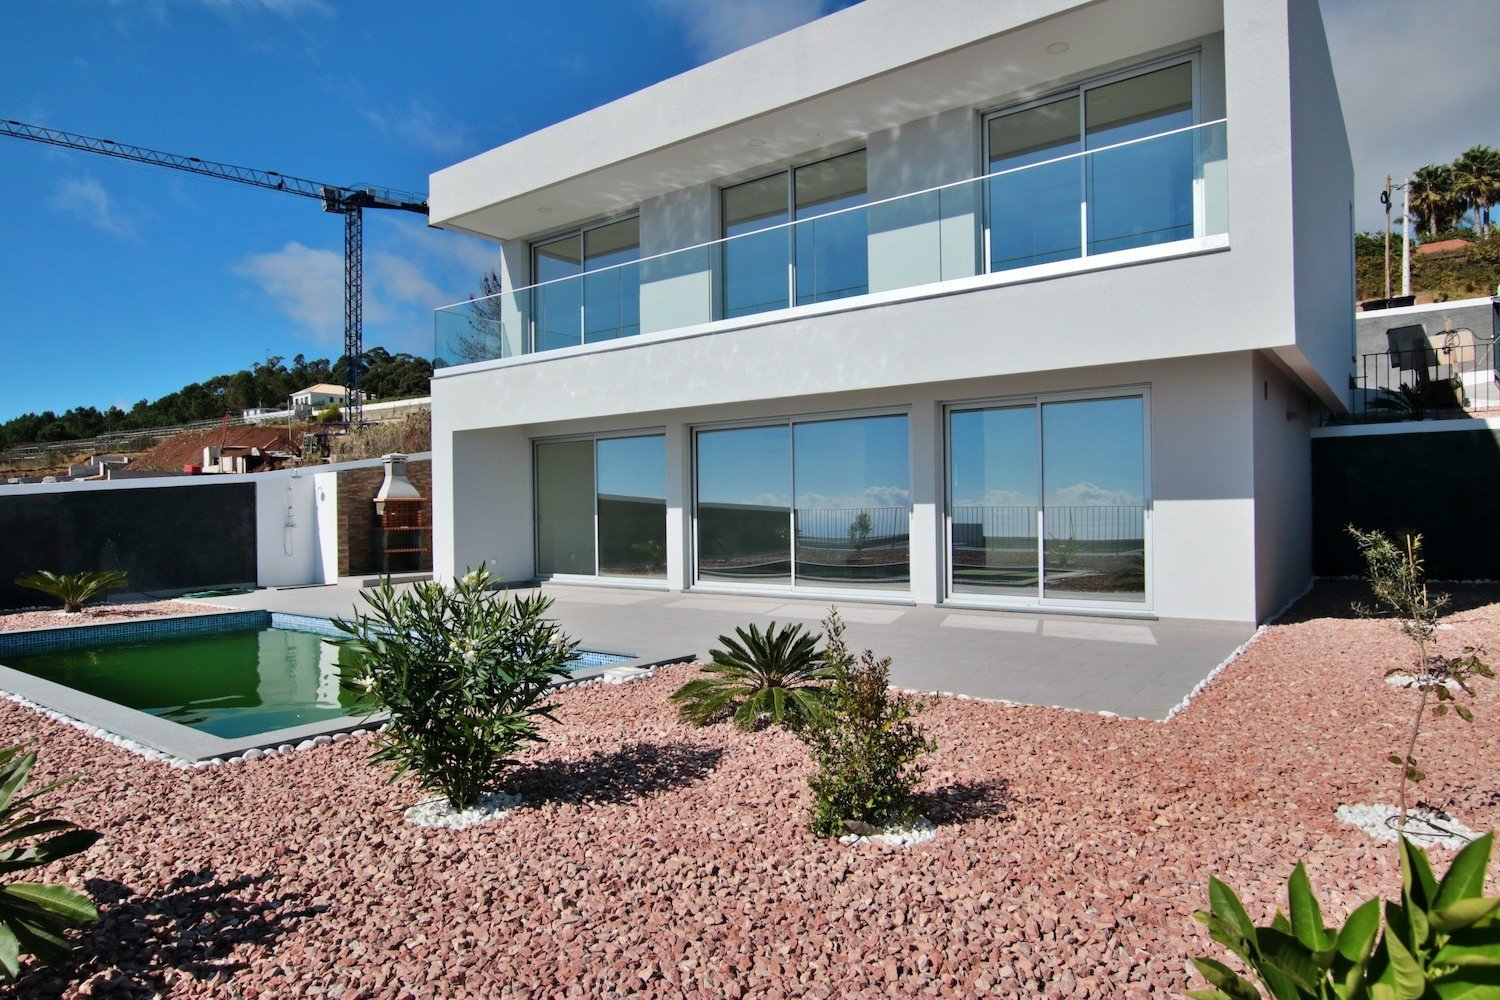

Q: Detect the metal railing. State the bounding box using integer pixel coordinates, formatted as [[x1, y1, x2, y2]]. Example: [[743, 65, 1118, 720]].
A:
[[1334, 341, 1500, 424], [950, 504, 1146, 545], [435, 119, 1228, 367]]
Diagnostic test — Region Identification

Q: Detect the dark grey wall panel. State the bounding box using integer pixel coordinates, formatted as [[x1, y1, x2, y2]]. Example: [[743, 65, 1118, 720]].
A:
[[0, 483, 257, 609], [1313, 428, 1500, 578]]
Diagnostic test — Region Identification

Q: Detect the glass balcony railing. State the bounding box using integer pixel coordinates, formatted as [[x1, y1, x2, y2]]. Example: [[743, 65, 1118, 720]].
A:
[[434, 119, 1227, 368]]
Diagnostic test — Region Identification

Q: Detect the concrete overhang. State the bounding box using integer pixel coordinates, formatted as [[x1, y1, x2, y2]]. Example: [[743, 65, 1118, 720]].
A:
[[429, 0, 1224, 242]]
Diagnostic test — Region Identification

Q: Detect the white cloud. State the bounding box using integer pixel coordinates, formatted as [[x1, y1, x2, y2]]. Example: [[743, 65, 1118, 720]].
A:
[[51, 177, 139, 238], [233, 242, 347, 342], [187, 0, 333, 17], [366, 101, 474, 158], [371, 252, 444, 307], [647, 0, 845, 62], [1322, 0, 1497, 232], [795, 485, 911, 509], [1045, 482, 1142, 508]]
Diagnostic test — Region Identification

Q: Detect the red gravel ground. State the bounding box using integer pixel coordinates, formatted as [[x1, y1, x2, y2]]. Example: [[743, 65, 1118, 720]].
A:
[[0, 601, 226, 633], [6, 581, 1500, 997]]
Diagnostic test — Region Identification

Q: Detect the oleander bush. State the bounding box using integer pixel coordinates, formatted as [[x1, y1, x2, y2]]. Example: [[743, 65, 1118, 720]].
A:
[[333, 569, 577, 809], [14, 570, 129, 614], [0, 746, 101, 983], [800, 610, 934, 838], [670, 621, 834, 731]]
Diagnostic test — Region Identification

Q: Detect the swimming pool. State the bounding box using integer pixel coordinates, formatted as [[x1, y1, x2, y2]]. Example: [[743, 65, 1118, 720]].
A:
[[0, 611, 640, 760]]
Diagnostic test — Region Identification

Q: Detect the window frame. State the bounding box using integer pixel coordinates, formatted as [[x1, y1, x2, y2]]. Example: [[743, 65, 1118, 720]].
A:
[[527, 213, 641, 352], [716, 148, 868, 320], [531, 426, 668, 585], [979, 52, 1203, 273]]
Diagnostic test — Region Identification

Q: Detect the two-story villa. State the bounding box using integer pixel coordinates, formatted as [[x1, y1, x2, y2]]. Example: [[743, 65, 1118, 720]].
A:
[[424, 0, 1352, 627]]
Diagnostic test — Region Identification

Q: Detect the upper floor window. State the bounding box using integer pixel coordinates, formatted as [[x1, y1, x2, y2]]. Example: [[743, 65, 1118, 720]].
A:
[[720, 149, 868, 320], [984, 59, 1197, 272], [531, 216, 641, 352]]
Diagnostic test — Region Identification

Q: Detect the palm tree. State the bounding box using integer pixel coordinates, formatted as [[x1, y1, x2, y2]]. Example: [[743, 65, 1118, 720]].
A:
[[1408, 164, 1459, 238], [1451, 145, 1500, 238]]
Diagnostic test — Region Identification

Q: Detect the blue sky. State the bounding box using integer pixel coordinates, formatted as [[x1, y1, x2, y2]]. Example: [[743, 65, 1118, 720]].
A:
[[0, 0, 853, 420], [1, 0, 1491, 422]]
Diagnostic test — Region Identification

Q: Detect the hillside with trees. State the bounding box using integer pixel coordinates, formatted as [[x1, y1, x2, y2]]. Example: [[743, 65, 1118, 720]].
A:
[[0, 348, 431, 451], [1356, 144, 1500, 302]]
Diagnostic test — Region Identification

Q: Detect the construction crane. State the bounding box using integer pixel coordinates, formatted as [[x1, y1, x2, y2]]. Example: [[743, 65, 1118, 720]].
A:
[[1, 118, 429, 424]]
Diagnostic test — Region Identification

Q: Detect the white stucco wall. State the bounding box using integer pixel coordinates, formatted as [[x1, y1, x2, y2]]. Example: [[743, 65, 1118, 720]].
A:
[[1252, 354, 1314, 619]]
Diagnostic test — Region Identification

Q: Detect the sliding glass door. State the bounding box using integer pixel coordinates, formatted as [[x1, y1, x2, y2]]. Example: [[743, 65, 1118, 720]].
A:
[[694, 413, 910, 592], [947, 392, 1148, 608], [534, 433, 666, 581]]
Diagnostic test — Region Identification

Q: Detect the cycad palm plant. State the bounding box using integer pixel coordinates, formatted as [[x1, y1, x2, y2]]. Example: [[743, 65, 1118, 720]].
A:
[[14, 571, 130, 614], [670, 621, 835, 731]]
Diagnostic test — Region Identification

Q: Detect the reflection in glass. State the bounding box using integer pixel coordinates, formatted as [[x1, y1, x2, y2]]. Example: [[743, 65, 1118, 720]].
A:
[[532, 234, 583, 352], [722, 173, 791, 319], [1040, 396, 1146, 602], [583, 218, 641, 342], [948, 406, 1041, 596], [987, 96, 1082, 271], [596, 435, 667, 578], [534, 439, 595, 575], [794, 150, 868, 305], [793, 414, 909, 590], [1085, 63, 1195, 254], [695, 425, 792, 585]]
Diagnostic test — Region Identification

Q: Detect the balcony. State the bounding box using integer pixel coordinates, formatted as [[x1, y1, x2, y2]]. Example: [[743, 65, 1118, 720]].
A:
[[433, 119, 1227, 368]]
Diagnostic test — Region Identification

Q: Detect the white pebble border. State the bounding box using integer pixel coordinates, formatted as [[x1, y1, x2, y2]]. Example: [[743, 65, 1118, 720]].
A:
[[838, 815, 938, 848], [404, 791, 524, 829], [1335, 803, 1480, 850]]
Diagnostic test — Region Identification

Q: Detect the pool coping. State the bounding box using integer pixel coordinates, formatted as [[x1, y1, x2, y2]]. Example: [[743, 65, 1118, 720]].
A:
[[0, 611, 691, 764]]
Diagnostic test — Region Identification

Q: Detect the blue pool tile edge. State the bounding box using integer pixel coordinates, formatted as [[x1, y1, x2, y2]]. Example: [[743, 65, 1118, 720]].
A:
[[0, 610, 270, 658]]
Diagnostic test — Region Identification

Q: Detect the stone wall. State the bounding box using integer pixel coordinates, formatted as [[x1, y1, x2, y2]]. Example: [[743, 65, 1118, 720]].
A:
[[336, 458, 433, 577]]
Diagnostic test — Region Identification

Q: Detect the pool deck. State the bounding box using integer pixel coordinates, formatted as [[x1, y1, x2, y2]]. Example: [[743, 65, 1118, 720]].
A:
[[190, 580, 1258, 721]]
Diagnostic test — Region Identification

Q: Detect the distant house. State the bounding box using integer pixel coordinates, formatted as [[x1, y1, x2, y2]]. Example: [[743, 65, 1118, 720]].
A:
[[291, 384, 362, 414]]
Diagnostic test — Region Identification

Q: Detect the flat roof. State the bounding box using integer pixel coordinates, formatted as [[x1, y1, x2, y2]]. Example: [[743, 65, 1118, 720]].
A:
[[429, 0, 1223, 241]]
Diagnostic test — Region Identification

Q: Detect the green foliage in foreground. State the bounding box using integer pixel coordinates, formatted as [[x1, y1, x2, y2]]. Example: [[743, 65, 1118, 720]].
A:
[[333, 569, 577, 809], [1191, 833, 1500, 999], [0, 746, 101, 983], [14, 571, 130, 614], [670, 621, 834, 731], [800, 610, 934, 838]]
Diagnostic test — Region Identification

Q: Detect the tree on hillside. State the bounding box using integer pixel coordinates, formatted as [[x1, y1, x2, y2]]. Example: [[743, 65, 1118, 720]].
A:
[[444, 268, 508, 366], [1409, 164, 1461, 237], [1452, 145, 1500, 238]]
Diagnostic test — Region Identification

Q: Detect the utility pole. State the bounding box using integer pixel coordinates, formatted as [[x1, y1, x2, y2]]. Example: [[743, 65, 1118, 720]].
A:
[[1401, 179, 1412, 298], [1382, 174, 1393, 301]]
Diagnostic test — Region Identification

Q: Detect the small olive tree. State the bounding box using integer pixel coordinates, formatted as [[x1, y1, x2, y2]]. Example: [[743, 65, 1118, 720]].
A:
[[1348, 526, 1492, 831], [334, 569, 577, 810]]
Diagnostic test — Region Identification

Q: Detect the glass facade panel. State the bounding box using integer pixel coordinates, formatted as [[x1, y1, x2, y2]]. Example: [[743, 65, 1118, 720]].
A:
[[722, 173, 791, 319], [948, 405, 1041, 597], [695, 425, 792, 586], [1085, 63, 1195, 254], [532, 234, 583, 352], [534, 439, 596, 575], [986, 96, 1082, 271], [794, 150, 869, 305], [792, 414, 909, 590], [596, 435, 667, 578], [1040, 396, 1146, 602], [583, 217, 641, 343]]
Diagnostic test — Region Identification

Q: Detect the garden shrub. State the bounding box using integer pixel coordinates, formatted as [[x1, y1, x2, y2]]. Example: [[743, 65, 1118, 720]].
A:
[[670, 621, 834, 731], [14, 571, 129, 613], [333, 569, 577, 809], [800, 610, 934, 838]]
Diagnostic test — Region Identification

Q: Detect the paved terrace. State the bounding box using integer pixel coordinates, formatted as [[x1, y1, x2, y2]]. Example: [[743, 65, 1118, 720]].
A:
[[191, 581, 1256, 720]]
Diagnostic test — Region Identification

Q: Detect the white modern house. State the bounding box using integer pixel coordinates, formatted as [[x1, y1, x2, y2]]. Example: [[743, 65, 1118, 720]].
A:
[[424, 0, 1353, 626]]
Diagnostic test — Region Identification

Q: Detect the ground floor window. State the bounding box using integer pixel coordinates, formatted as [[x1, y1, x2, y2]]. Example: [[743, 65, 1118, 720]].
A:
[[694, 413, 910, 592], [534, 433, 667, 580], [948, 392, 1147, 605]]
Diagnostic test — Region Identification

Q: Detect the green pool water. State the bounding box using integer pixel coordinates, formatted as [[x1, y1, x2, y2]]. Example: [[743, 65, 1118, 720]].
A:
[[5, 627, 366, 740]]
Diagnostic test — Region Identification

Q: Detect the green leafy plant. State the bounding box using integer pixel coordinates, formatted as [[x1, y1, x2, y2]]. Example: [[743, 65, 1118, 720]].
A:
[[799, 609, 934, 838], [13, 571, 129, 614], [847, 512, 873, 554], [1367, 379, 1466, 420], [333, 568, 577, 810], [669, 621, 834, 731], [1190, 833, 1500, 999], [0, 746, 101, 983], [1348, 527, 1492, 831], [314, 403, 344, 423]]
